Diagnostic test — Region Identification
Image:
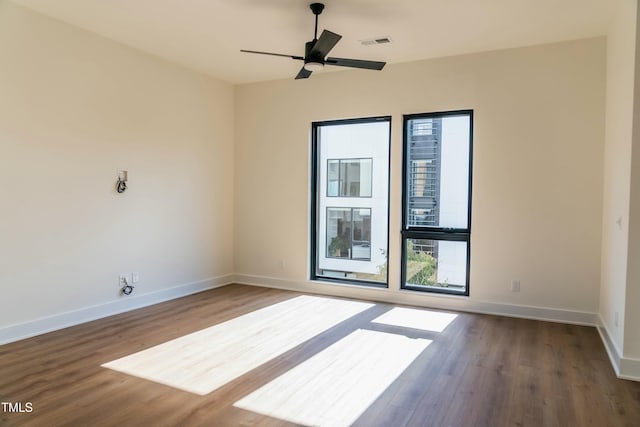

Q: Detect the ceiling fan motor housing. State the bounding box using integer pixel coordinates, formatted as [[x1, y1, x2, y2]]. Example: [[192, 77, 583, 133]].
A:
[[305, 40, 324, 68]]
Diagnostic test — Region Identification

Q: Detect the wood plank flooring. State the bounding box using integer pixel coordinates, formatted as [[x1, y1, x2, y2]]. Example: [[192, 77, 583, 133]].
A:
[[0, 284, 639, 426]]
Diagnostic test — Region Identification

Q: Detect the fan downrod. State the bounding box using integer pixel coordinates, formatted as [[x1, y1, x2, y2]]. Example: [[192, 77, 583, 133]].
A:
[[310, 3, 324, 40]]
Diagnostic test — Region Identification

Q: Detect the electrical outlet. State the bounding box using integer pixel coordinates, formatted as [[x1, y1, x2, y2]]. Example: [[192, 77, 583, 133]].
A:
[[132, 272, 139, 283], [279, 259, 285, 270], [119, 274, 128, 287], [511, 280, 521, 292]]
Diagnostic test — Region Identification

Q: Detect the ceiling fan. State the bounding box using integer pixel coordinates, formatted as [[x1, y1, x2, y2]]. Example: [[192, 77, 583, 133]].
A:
[[241, 2, 386, 80]]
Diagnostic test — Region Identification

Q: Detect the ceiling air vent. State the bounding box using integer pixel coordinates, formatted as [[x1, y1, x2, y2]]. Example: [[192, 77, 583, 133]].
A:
[[360, 37, 392, 46]]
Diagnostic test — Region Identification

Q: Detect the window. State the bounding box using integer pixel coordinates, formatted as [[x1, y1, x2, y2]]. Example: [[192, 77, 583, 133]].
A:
[[311, 117, 390, 286], [326, 208, 371, 260], [401, 111, 473, 295], [327, 159, 372, 197]]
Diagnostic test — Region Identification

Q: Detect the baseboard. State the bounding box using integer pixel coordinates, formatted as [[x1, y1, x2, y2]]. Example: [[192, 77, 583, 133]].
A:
[[0, 274, 234, 345], [597, 316, 622, 376], [597, 315, 640, 381], [619, 358, 640, 381], [6, 273, 634, 380], [233, 274, 598, 326]]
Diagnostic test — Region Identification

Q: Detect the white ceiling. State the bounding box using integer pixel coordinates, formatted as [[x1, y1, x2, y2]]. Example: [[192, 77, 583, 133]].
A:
[[12, 0, 617, 84]]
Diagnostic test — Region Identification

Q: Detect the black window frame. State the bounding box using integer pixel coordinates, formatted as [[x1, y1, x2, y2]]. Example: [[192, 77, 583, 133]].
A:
[[401, 110, 473, 296], [310, 116, 391, 288]]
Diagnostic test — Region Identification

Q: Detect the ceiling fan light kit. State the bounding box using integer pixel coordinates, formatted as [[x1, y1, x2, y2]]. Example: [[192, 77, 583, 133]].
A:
[[241, 2, 386, 80], [304, 61, 324, 72]]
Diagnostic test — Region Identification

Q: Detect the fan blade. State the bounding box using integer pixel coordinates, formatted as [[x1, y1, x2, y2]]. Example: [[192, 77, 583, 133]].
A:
[[326, 57, 386, 70], [295, 67, 312, 80], [310, 30, 342, 58], [241, 50, 304, 60]]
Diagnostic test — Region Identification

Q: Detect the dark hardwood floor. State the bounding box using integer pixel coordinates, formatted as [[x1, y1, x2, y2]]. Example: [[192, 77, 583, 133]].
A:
[[1, 284, 639, 426]]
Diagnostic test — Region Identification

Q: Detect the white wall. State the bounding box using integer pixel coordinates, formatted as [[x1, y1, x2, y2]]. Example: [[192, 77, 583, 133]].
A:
[[0, 2, 235, 334], [624, 0, 640, 360], [599, 0, 637, 357], [235, 38, 606, 317]]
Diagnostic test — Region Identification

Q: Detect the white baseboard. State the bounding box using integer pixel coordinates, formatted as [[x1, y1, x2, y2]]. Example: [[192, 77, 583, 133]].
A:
[[233, 274, 598, 326], [597, 317, 622, 376], [0, 275, 233, 345], [597, 315, 640, 381], [619, 358, 640, 381], [235, 275, 640, 381], [8, 273, 637, 381]]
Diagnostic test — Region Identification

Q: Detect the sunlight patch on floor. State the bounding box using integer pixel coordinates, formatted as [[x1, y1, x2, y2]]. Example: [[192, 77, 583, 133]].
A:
[[234, 329, 431, 427], [102, 295, 373, 395], [371, 307, 458, 333]]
